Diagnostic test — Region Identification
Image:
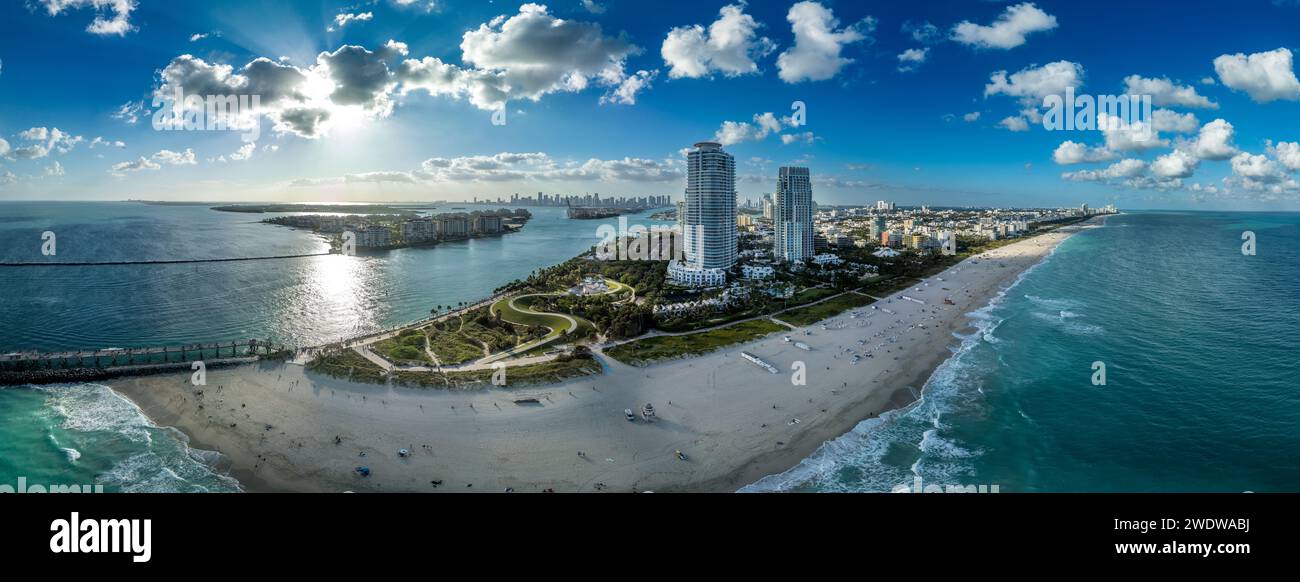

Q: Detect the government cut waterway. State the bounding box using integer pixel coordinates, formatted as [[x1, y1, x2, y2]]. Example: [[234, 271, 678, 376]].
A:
[[0, 201, 661, 352]]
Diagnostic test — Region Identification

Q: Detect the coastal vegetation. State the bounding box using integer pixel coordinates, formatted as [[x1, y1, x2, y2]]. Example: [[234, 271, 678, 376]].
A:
[[778, 292, 877, 327], [524, 293, 648, 340], [372, 329, 432, 364], [603, 319, 786, 366], [460, 313, 537, 352], [501, 257, 669, 303], [425, 317, 488, 365], [305, 349, 387, 384]]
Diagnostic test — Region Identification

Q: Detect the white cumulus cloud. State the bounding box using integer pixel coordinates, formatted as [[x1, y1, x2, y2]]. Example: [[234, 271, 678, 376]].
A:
[[952, 2, 1057, 50], [1213, 48, 1300, 103], [776, 1, 875, 83], [661, 4, 776, 79], [897, 48, 928, 73], [1123, 75, 1217, 109], [40, 0, 137, 36]]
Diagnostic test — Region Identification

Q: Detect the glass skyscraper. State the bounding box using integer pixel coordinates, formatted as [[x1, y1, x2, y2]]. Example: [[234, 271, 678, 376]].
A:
[[773, 166, 813, 263]]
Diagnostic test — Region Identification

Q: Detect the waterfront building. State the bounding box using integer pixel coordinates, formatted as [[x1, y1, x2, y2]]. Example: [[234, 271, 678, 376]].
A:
[[681, 141, 736, 271], [357, 225, 392, 248], [473, 214, 503, 234], [666, 260, 726, 287], [401, 218, 435, 243], [438, 215, 470, 238], [773, 166, 814, 264]]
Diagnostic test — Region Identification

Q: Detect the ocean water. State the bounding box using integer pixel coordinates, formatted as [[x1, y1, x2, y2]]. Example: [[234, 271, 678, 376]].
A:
[[0, 384, 241, 492], [0, 202, 661, 351], [0, 201, 662, 492], [745, 211, 1300, 492]]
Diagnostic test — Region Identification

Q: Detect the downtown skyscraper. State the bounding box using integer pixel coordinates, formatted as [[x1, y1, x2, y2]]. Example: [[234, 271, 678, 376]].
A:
[[773, 166, 813, 264]]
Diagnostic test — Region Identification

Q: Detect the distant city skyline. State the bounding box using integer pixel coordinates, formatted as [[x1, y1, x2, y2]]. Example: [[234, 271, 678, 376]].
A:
[[3, 1, 1300, 209]]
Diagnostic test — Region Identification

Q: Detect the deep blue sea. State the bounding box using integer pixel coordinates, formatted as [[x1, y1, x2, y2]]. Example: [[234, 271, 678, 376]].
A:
[[744, 211, 1300, 492], [3, 205, 1296, 492], [0, 201, 662, 492]]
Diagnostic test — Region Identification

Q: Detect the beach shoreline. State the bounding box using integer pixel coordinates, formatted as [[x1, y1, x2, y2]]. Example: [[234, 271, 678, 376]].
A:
[[108, 218, 1100, 493]]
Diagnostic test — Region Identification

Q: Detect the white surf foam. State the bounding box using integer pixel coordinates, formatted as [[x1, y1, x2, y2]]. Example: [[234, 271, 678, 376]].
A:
[[37, 383, 242, 493], [741, 228, 1086, 492]]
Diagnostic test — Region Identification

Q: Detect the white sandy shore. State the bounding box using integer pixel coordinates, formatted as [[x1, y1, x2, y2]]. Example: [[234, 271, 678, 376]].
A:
[[109, 220, 1097, 493]]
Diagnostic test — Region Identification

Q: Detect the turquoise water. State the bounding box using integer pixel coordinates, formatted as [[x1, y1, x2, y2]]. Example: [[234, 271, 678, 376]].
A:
[[0, 202, 663, 492], [745, 212, 1300, 492], [5, 206, 1297, 492], [0, 383, 241, 492]]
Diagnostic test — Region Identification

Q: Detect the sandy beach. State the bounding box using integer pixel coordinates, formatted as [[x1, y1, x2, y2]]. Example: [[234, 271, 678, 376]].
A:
[[108, 219, 1097, 493]]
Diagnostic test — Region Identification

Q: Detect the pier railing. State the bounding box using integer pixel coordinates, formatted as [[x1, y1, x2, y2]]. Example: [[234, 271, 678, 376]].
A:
[[0, 340, 284, 371], [2, 291, 509, 375]]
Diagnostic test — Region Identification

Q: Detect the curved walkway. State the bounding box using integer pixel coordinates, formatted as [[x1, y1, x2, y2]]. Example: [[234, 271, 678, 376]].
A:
[[482, 294, 577, 364]]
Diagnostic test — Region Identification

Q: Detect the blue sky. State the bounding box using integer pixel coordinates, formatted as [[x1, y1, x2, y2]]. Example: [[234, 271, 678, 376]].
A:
[[2, 0, 1300, 209]]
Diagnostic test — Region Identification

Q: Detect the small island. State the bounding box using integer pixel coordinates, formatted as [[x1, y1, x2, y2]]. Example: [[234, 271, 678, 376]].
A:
[[211, 203, 428, 215], [261, 208, 532, 251], [566, 206, 650, 219]]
